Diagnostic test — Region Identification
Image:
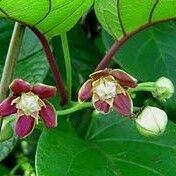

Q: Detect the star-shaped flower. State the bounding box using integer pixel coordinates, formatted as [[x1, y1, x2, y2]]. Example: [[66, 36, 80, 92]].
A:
[[78, 69, 137, 116], [0, 79, 57, 138]]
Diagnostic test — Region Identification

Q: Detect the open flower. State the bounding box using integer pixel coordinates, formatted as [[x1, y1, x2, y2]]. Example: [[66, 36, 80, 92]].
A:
[[0, 79, 57, 138], [78, 69, 137, 116]]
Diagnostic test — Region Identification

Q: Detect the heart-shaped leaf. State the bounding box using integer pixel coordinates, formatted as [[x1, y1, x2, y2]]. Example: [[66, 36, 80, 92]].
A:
[[0, 0, 93, 38]]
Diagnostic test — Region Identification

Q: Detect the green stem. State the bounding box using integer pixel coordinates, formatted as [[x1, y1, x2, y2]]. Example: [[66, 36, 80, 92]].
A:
[[61, 33, 72, 103], [9, 163, 21, 176], [128, 82, 156, 93], [57, 102, 93, 116], [137, 82, 155, 87], [0, 23, 25, 130]]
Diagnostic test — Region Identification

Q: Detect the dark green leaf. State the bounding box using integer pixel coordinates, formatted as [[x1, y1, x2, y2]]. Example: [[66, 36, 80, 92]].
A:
[[102, 21, 176, 112], [36, 111, 176, 176], [0, 19, 13, 64], [0, 21, 49, 84], [14, 28, 49, 84], [51, 25, 103, 90], [0, 119, 17, 162]]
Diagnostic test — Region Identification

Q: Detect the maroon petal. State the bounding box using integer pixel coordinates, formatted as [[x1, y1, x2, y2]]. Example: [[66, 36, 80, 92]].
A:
[[39, 101, 57, 128], [113, 93, 133, 116], [90, 69, 110, 80], [15, 115, 35, 138], [78, 79, 93, 101], [94, 100, 110, 114], [10, 79, 31, 95], [32, 83, 57, 99], [0, 97, 17, 117], [110, 69, 137, 88]]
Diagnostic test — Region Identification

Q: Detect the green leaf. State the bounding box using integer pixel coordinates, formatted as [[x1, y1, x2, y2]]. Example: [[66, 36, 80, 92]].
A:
[[0, 121, 14, 142], [14, 28, 49, 84], [0, 19, 13, 75], [51, 25, 103, 88], [0, 21, 49, 84], [94, 0, 176, 39], [0, 0, 93, 38], [102, 21, 176, 111], [0, 135, 17, 162], [0, 165, 9, 175], [0, 19, 13, 64], [36, 112, 176, 176], [0, 119, 17, 162]]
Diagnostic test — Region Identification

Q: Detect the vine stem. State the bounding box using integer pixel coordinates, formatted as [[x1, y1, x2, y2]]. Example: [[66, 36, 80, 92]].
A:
[[0, 22, 25, 130], [96, 18, 176, 71], [61, 33, 72, 103], [57, 102, 92, 116], [95, 36, 129, 71], [29, 27, 67, 105]]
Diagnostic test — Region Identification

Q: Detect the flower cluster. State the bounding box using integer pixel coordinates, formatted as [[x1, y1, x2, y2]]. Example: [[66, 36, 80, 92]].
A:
[[78, 69, 137, 116], [0, 79, 57, 138]]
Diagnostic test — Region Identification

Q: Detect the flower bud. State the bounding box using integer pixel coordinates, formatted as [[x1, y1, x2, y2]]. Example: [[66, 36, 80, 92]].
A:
[[152, 77, 174, 101], [135, 106, 168, 137]]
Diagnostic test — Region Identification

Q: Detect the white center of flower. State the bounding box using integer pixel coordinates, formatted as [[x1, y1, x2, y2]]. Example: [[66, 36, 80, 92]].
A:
[[15, 92, 42, 116], [94, 78, 117, 100]]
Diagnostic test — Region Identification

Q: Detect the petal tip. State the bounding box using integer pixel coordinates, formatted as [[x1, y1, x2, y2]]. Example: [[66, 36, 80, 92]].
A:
[[32, 83, 57, 99], [110, 69, 137, 88], [0, 97, 17, 117], [9, 79, 31, 95]]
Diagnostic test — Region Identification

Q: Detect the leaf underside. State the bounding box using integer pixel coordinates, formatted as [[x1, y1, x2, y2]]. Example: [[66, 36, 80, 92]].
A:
[[0, 0, 93, 38]]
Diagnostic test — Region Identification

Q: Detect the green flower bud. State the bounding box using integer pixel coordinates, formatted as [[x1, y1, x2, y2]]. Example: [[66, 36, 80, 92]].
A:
[[136, 106, 168, 137], [152, 77, 174, 101]]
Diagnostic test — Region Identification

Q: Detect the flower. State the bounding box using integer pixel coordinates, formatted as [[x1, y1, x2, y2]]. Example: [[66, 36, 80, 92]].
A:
[[135, 106, 168, 137], [0, 79, 57, 138], [78, 69, 137, 116], [152, 77, 174, 101]]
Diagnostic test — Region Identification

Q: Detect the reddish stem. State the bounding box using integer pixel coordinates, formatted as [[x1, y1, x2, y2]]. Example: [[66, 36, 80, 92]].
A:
[[95, 36, 129, 71], [96, 18, 176, 71], [29, 27, 67, 105]]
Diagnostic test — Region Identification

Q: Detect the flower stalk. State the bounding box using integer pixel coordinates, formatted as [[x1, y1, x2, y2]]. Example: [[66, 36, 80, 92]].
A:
[[29, 27, 67, 105], [128, 82, 156, 93], [0, 22, 25, 130], [128, 77, 174, 101], [57, 102, 92, 116], [61, 33, 72, 103]]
